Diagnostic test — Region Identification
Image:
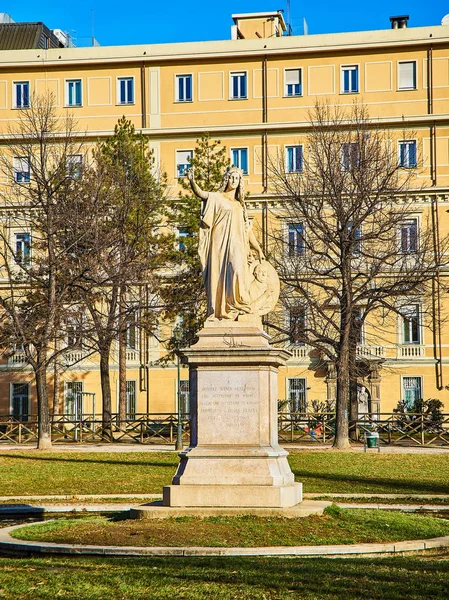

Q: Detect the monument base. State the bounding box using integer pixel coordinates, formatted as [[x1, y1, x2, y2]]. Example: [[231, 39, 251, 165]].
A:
[[165, 322, 301, 509], [163, 482, 302, 508]]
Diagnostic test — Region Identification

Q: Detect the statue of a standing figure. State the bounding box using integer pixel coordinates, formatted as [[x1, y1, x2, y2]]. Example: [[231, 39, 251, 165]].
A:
[[187, 167, 279, 321]]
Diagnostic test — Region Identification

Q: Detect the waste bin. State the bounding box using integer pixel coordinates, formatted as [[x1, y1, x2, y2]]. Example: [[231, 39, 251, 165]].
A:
[[366, 432, 379, 448]]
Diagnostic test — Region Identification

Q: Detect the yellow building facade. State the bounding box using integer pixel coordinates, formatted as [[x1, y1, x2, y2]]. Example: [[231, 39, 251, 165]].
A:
[[1, 11, 449, 419]]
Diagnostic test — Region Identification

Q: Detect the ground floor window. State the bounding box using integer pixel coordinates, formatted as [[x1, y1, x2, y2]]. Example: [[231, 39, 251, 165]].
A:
[[179, 379, 190, 414], [402, 376, 422, 410], [65, 381, 83, 420], [11, 383, 29, 421], [126, 380, 137, 419], [287, 378, 307, 413]]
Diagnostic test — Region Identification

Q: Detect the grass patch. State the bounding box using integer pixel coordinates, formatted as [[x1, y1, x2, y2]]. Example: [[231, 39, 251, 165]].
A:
[[0, 451, 447, 496], [0, 554, 448, 599], [12, 508, 449, 547]]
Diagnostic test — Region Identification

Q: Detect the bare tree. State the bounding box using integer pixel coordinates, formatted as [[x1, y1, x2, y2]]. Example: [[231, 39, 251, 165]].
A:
[[60, 117, 169, 434], [268, 103, 448, 448], [0, 93, 86, 449]]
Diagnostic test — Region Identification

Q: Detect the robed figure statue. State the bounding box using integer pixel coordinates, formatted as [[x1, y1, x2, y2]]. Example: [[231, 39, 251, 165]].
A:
[[187, 167, 279, 321]]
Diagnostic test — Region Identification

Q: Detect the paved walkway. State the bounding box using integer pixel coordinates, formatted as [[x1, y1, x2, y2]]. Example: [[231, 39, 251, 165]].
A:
[[0, 443, 448, 453]]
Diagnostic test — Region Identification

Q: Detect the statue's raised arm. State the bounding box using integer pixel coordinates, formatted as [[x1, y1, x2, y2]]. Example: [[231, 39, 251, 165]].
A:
[[189, 166, 279, 322], [187, 168, 209, 201]]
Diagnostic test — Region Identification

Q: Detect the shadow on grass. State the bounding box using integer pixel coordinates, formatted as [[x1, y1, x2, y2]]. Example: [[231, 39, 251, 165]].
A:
[[0, 453, 177, 469], [291, 469, 449, 494], [1, 554, 448, 599]]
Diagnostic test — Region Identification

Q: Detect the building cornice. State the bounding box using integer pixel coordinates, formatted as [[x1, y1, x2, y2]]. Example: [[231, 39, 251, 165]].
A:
[[0, 25, 448, 68]]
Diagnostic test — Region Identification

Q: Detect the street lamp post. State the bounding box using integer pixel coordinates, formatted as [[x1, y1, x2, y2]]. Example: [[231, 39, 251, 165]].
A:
[[175, 353, 183, 451]]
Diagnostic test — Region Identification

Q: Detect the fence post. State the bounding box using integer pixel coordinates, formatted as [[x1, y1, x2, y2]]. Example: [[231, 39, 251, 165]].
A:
[[18, 423, 22, 445], [323, 414, 326, 443], [421, 413, 425, 446]]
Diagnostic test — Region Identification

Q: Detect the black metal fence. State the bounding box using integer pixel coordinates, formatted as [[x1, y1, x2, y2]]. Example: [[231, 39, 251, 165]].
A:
[[0, 411, 448, 446]]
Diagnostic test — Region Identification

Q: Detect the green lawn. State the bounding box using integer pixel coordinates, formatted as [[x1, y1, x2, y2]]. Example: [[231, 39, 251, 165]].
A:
[[12, 507, 449, 547], [0, 554, 448, 599], [0, 451, 448, 496]]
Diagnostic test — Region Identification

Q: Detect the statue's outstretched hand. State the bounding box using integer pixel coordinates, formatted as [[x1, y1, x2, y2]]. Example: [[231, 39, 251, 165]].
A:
[[186, 168, 194, 182]]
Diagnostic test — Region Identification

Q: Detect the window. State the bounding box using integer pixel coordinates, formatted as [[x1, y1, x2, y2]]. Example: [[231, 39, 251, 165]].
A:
[[126, 380, 136, 419], [126, 315, 137, 350], [178, 227, 192, 251], [15, 233, 31, 265], [400, 219, 418, 253], [288, 223, 305, 256], [176, 150, 193, 178], [284, 69, 302, 96], [341, 142, 360, 171], [289, 306, 306, 345], [341, 65, 359, 93], [285, 145, 303, 173], [66, 314, 83, 348], [14, 82, 29, 108], [11, 383, 29, 421], [231, 148, 248, 174], [66, 79, 82, 106], [13, 157, 30, 183], [401, 304, 420, 344], [179, 380, 190, 414], [66, 154, 83, 179], [354, 308, 364, 344], [402, 376, 422, 410], [176, 74, 192, 102], [399, 141, 417, 168], [287, 378, 307, 413], [230, 72, 247, 99], [117, 77, 134, 104], [65, 381, 83, 420], [398, 61, 417, 90], [348, 224, 362, 256]]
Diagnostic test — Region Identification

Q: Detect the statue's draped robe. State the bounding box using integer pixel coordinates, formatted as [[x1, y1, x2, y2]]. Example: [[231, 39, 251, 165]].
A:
[[199, 191, 252, 319]]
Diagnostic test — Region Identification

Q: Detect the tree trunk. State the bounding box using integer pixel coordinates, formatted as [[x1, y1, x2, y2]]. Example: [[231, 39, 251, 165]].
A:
[[334, 313, 351, 449], [99, 349, 113, 440], [118, 287, 127, 423], [35, 353, 52, 450], [348, 339, 359, 441]]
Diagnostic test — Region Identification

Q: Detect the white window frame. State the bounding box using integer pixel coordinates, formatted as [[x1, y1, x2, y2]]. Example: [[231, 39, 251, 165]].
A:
[[398, 140, 417, 168], [287, 222, 305, 257], [401, 375, 423, 409], [117, 77, 135, 105], [13, 81, 30, 109], [126, 380, 137, 419], [66, 154, 83, 179], [285, 145, 303, 173], [398, 61, 417, 90], [341, 142, 360, 171], [230, 147, 249, 174], [229, 71, 247, 100], [286, 377, 308, 413], [14, 232, 32, 266], [175, 150, 193, 178], [175, 74, 193, 102], [13, 156, 31, 183], [284, 68, 302, 97], [400, 303, 422, 345], [340, 65, 359, 94], [64, 381, 84, 420], [399, 217, 418, 253], [65, 79, 82, 107]]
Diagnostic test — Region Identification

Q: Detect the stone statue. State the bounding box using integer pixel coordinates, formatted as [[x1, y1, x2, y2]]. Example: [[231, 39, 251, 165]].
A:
[[187, 166, 279, 320]]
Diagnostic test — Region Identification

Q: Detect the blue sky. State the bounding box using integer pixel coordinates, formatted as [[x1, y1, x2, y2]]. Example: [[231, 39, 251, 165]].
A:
[[2, 1, 448, 47]]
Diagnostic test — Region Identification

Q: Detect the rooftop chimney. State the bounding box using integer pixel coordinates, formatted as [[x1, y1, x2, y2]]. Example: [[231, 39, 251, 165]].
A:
[[390, 15, 409, 29]]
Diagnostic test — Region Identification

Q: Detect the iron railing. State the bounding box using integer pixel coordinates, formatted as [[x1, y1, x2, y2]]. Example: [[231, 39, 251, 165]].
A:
[[0, 411, 448, 446]]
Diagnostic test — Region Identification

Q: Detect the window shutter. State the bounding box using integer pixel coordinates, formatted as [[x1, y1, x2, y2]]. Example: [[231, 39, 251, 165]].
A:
[[399, 62, 415, 89], [285, 69, 300, 85]]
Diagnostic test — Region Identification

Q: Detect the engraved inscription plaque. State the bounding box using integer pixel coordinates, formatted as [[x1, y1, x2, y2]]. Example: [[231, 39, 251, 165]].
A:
[[197, 370, 260, 445]]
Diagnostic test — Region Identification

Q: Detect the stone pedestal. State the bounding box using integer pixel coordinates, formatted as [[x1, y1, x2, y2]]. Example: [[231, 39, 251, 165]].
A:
[[163, 322, 302, 508]]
